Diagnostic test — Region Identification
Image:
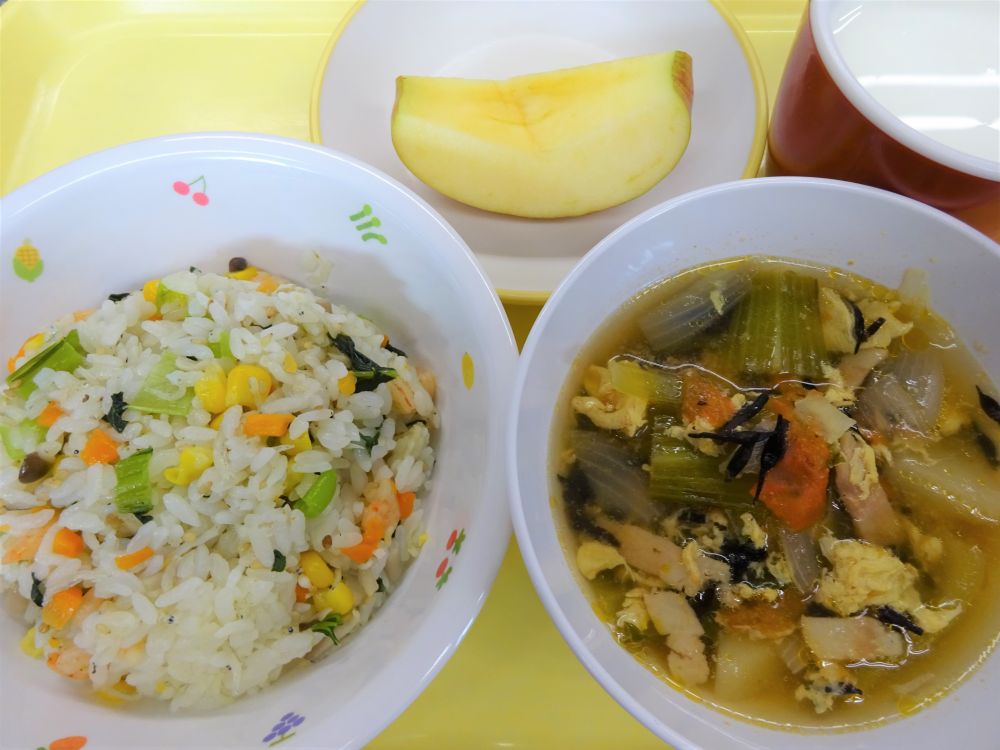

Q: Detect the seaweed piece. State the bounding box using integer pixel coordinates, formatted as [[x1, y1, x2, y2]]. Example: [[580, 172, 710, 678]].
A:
[[102, 392, 129, 433], [189, 266, 202, 274], [719, 392, 770, 433], [754, 415, 789, 502], [376, 577, 386, 593], [688, 429, 767, 446], [717, 539, 767, 582], [977, 386, 1000, 426], [108, 292, 130, 302], [726, 438, 761, 479], [330, 334, 398, 392], [271, 550, 286, 572], [864, 317, 886, 342], [30, 574, 45, 607], [804, 601, 837, 618], [559, 463, 618, 546], [847, 298, 867, 354], [134, 512, 153, 524], [874, 605, 924, 636], [677, 509, 707, 525], [384, 341, 407, 357], [689, 584, 719, 620], [975, 427, 999, 468]]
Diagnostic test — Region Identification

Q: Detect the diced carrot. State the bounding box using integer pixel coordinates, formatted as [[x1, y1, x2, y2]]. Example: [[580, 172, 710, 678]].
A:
[[295, 585, 310, 603], [73, 309, 93, 322], [243, 412, 294, 437], [50, 736, 88, 750], [7, 332, 45, 373], [681, 370, 736, 429], [758, 417, 830, 531], [41, 585, 84, 629], [52, 528, 85, 558], [37, 402, 65, 428], [340, 542, 376, 564], [397, 491, 416, 520], [2, 513, 57, 563], [115, 547, 153, 570], [81, 429, 118, 465], [381, 335, 389, 348]]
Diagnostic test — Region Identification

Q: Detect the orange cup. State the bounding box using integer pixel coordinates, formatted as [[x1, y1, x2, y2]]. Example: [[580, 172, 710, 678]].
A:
[[766, 0, 1000, 240]]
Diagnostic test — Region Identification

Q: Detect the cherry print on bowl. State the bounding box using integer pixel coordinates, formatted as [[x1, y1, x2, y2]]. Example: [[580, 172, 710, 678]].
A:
[[172, 176, 209, 206]]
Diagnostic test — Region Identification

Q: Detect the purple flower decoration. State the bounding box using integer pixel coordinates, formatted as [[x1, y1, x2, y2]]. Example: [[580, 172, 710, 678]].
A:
[[262, 712, 306, 746]]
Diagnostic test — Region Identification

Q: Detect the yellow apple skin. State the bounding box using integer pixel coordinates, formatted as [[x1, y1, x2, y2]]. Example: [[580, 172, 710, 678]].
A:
[[391, 51, 694, 219]]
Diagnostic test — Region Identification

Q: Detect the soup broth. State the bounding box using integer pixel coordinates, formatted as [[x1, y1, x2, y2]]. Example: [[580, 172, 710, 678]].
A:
[[552, 257, 1000, 730]]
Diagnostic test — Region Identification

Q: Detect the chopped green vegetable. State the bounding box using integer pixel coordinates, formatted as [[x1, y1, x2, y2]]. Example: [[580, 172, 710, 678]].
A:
[[608, 358, 682, 407], [130, 353, 194, 416], [0, 420, 48, 461], [102, 392, 129, 433], [650, 418, 755, 508], [6, 330, 86, 398], [330, 334, 398, 393], [115, 448, 154, 514], [134, 512, 153, 524], [311, 612, 342, 644], [271, 550, 287, 572], [208, 329, 232, 359], [376, 577, 386, 593], [721, 269, 828, 383], [30, 574, 45, 607], [293, 470, 338, 518], [357, 428, 380, 454], [155, 282, 188, 311]]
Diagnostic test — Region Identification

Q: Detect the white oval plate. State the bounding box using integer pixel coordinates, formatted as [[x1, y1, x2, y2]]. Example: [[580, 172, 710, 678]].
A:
[[312, 0, 768, 303]]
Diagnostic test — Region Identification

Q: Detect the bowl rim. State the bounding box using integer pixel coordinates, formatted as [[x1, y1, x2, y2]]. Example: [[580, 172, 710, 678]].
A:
[[1, 131, 518, 749], [507, 175, 1000, 750]]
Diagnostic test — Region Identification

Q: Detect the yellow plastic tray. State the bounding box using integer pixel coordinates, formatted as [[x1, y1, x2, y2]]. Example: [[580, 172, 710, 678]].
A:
[[0, 1, 806, 745]]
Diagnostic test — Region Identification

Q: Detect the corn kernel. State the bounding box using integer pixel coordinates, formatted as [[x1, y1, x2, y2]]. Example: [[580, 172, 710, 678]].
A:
[[19, 627, 42, 659], [257, 275, 280, 293], [163, 446, 213, 485], [313, 581, 354, 615], [299, 550, 334, 589], [280, 429, 311, 456], [209, 412, 226, 431], [143, 279, 160, 303], [194, 364, 227, 414], [226, 364, 273, 408], [338, 372, 357, 396], [227, 266, 259, 281], [24, 333, 45, 353], [282, 352, 298, 373]]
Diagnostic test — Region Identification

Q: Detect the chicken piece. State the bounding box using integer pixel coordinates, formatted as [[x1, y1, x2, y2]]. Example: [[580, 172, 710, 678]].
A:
[[716, 593, 802, 640], [644, 591, 710, 686], [576, 541, 625, 580], [616, 588, 650, 632], [601, 521, 686, 590], [856, 299, 913, 349], [571, 365, 647, 437], [388, 379, 417, 418], [834, 432, 903, 546], [680, 540, 730, 596], [837, 347, 889, 389], [819, 287, 858, 354], [901, 518, 943, 570], [795, 663, 861, 714], [801, 615, 905, 662]]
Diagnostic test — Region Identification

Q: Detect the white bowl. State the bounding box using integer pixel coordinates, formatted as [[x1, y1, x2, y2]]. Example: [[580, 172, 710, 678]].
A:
[[0, 134, 517, 750], [509, 177, 1000, 750]]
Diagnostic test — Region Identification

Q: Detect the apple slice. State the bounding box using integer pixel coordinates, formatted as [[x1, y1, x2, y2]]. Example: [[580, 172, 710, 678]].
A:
[[391, 51, 693, 219]]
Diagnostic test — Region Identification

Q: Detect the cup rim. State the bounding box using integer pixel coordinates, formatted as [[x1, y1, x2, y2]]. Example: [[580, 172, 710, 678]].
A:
[[810, 0, 1000, 182]]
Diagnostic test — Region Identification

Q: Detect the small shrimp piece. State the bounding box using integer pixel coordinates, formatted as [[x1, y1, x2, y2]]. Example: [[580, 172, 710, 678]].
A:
[[388, 379, 416, 417], [362, 479, 400, 532], [48, 645, 91, 681]]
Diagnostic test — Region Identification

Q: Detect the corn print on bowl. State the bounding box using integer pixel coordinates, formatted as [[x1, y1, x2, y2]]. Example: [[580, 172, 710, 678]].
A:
[[0, 134, 516, 749]]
